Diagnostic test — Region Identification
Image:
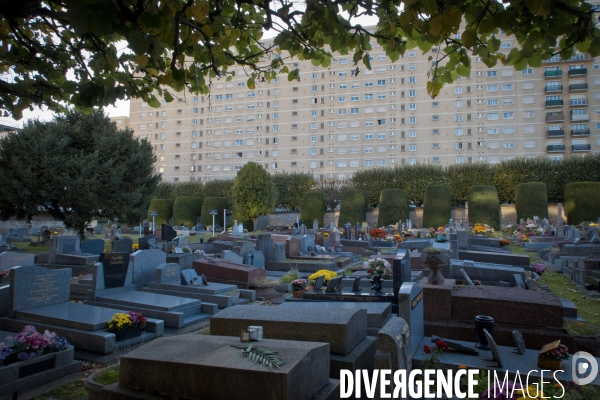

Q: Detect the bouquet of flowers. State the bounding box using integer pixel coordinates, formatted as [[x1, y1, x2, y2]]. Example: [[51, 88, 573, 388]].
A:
[[362, 258, 393, 279], [291, 279, 307, 291], [369, 228, 386, 240], [108, 311, 147, 332], [307, 269, 338, 283], [541, 343, 569, 361]]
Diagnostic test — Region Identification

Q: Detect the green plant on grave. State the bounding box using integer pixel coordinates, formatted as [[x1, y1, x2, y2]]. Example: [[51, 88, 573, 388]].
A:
[[378, 189, 409, 227], [280, 267, 300, 284], [422, 185, 452, 229], [338, 189, 368, 227], [564, 182, 600, 225], [467, 185, 500, 230], [231, 345, 284, 370], [515, 182, 548, 222]]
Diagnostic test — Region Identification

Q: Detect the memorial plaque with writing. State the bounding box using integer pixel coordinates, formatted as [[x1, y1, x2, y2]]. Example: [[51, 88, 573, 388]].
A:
[[398, 281, 424, 356], [313, 275, 325, 292], [352, 276, 362, 292], [325, 276, 342, 292], [9, 265, 71, 314], [483, 329, 503, 368], [156, 263, 181, 284], [512, 330, 526, 355], [61, 237, 77, 253], [102, 252, 130, 289]]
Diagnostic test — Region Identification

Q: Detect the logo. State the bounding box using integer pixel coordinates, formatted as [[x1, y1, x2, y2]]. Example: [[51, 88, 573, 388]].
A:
[[572, 351, 598, 385]]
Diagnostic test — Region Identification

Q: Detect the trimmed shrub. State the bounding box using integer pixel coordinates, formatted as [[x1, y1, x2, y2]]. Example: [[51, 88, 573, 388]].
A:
[[174, 181, 203, 198], [172, 197, 203, 227], [316, 179, 349, 210], [272, 172, 316, 211], [338, 189, 368, 226], [468, 185, 500, 230], [422, 186, 452, 228], [201, 197, 229, 227], [515, 182, 548, 221], [445, 164, 494, 205], [153, 182, 178, 202], [300, 192, 326, 228], [242, 218, 255, 232], [564, 182, 600, 225], [202, 179, 234, 200], [148, 198, 174, 226], [378, 189, 409, 227]]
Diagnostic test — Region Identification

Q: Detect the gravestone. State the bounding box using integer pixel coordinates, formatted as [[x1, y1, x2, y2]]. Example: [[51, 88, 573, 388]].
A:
[[80, 239, 105, 255], [222, 250, 244, 264], [300, 224, 307, 235], [130, 249, 167, 288], [456, 230, 469, 249], [514, 274, 525, 289], [0, 252, 36, 269], [398, 281, 424, 356], [9, 265, 71, 315], [329, 231, 342, 248], [556, 204, 564, 235], [303, 235, 316, 252], [233, 221, 238, 233], [285, 237, 301, 258], [155, 263, 181, 284], [315, 232, 325, 247], [232, 240, 254, 258], [374, 316, 412, 394], [47, 236, 81, 263], [101, 252, 131, 289], [161, 224, 177, 242], [483, 329, 503, 368], [313, 219, 319, 232], [512, 330, 526, 355], [244, 251, 265, 268], [181, 269, 204, 286], [274, 242, 286, 261], [255, 234, 274, 264], [392, 250, 412, 310], [112, 238, 133, 254], [257, 215, 270, 230], [41, 230, 52, 244], [138, 234, 156, 250]]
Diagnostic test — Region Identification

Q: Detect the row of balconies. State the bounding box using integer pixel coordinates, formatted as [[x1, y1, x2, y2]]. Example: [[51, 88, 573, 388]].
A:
[[547, 144, 592, 152], [546, 129, 591, 137], [545, 112, 590, 122], [544, 83, 589, 92], [545, 98, 589, 107], [544, 68, 588, 78]]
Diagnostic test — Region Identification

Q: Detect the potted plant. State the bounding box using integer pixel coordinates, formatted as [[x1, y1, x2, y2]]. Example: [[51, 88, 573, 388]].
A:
[[290, 279, 307, 298], [107, 311, 147, 341], [362, 258, 392, 292], [1, 325, 70, 367], [420, 247, 450, 285], [538, 341, 569, 370]]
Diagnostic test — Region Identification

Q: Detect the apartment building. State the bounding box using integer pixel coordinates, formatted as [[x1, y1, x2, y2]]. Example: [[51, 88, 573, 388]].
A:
[[128, 30, 600, 182]]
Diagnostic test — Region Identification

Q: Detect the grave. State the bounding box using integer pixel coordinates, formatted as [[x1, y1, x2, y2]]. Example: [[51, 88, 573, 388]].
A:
[[232, 240, 255, 258], [80, 239, 105, 255], [210, 305, 376, 379], [222, 250, 244, 264], [373, 316, 412, 396], [161, 224, 177, 242], [244, 250, 265, 268], [398, 281, 424, 357], [0, 265, 163, 355], [86, 251, 216, 329], [142, 264, 255, 309], [95, 335, 339, 400], [138, 234, 156, 250], [166, 252, 194, 270], [112, 238, 133, 254], [193, 257, 266, 289], [49, 236, 99, 266], [458, 249, 531, 268], [0, 251, 36, 270], [255, 234, 274, 264], [448, 260, 526, 284]]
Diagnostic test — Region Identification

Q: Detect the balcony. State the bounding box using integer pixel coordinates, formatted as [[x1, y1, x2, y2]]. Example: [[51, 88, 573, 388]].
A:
[[547, 144, 566, 152], [572, 144, 591, 152], [544, 70, 563, 78], [569, 83, 588, 91], [571, 129, 590, 136], [571, 113, 590, 122], [568, 68, 587, 76], [546, 112, 565, 122], [547, 129, 565, 137], [545, 85, 563, 93], [570, 98, 588, 106], [545, 100, 563, 107]]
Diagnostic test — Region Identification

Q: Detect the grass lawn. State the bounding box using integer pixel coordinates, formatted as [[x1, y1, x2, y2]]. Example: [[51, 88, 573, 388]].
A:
[[30, 379, 87, 400]]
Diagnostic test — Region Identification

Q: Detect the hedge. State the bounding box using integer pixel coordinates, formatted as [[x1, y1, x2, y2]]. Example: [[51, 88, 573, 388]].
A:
[[201, 197, 229, 227], [202, 179, 234, 200], [272, 172, 316, 211], [148, 198, 174, 226], [300, 192, 326, 228], [378, 189, 409, 227], [338, 189, 368, 226], [468, 185, 500, 230], [172, 197, 203, 227], [422, 186, 452, 228], [564, 182, 600, 225], [515, 182, 548, 222]]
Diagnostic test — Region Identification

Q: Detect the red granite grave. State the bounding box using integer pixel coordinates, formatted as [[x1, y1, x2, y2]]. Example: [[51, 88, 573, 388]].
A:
[[193, 258, 266, 289], [423, 279, 455, 321]]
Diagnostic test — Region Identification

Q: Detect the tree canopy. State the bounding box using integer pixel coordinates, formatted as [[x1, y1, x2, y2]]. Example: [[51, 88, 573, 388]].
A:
[[231, 162, 276, 228], [1, 0, 599, 118], [0, 109, 161, 235]]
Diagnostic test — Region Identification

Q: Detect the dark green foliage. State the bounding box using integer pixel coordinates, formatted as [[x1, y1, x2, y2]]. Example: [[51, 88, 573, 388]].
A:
[[0, 110, 160, 237], [468, 186, 501, 230], [231, 162, 276, 230], [201, 197, 229, 226], [564, 182, 600, 225], [154, 182, 178, 202], [202, 179, 234, 200], [350, 168, 396, 208], [172, 197, 203, 227], [272, 172, 316, 211], [422, 186, 452, 228], [316, 180, 349, 210], [300, 192, 326, 227], [377, 189, 409, 227], [445, 164, 494, 205], [243, 218, 255, 232], [173, 181, 203, 198], [338, 189, 368, 226], [148, 199, 174, 226], [515, 182, 548, 221]]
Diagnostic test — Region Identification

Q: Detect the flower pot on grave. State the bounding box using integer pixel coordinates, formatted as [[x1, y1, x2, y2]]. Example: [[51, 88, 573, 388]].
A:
[[113, 328, 143, 341], [537, 357, 563, 370], [292, 290, 305, 299]]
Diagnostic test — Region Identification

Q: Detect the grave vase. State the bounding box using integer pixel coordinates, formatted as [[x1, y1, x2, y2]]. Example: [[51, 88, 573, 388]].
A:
[[475, 315, 494, 350], [371, 275, 383, 292], [113, 327, 143, 341], [537, 356, 563, 370], [421, 250, 450, 285]]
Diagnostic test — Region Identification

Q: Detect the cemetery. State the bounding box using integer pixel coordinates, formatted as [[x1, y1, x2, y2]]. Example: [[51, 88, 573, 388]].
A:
[[1, 178, 600, 399]]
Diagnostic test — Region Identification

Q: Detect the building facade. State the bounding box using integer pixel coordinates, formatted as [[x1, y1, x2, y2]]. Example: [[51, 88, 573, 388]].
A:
[[128, 31, 600, 182]]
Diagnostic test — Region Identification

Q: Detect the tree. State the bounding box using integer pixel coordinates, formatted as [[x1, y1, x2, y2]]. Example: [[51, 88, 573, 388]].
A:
[[2, 0, 599, 118], [231, 162, 276, 230], [272, 172, 316, 211], [0, 109, 161, 237]]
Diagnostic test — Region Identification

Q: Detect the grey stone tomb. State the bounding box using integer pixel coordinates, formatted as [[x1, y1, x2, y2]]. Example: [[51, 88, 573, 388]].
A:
[[0, 252, 36, 270], [80, 239, 105, 255], [112, 238, 133, 254], [130, 249, 167, 288], [398, 281, 424, 357]]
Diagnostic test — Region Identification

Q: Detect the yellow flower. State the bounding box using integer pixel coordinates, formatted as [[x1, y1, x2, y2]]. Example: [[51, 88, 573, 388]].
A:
[[323, 232, 329, 238], [308, 270, 338, 283]]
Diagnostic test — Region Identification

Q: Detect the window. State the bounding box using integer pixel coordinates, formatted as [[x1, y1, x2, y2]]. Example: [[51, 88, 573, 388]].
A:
[[522, 68, 533, 75], [408, 63, 416, 70], [408, 144, 416, 152], [408, 130, 416, 138], [488, 99, 498, 106], [338, 109, 347, 115], [408, 117, 416, 124], [456, 157, 464, 164], [377, 79, 386, 86], [364, 94, 374, 100], [501, 42, 512, 48], [408, 90, 416, 97], [503, 112, 514, 119], [488, 113, 499, 120], [377, 133, 387, 139], [488, 128, 499, 134], [503, 127, 515, 134], [455, 128, 463, 136], [487, 85, 498, 92], [364, 82, 374, 87], [456, 142, 463, 150], [502, 84, 513, 91], [455, 87, 463, 94], [455, 115, 463, 122], [364, 134, 374, 140], [503, 142, 515, 148]]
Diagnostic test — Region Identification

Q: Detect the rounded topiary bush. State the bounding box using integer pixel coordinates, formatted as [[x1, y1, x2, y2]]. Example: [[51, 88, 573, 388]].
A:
[[148, 198, 174, 226], [172, 197, 203, 227], [201, 197, 229, 227], [300, 192, 326, 228], [242, 218, 255, 232], [467, 185, 500, 230], [378, 189, 409, 227], [337, 189, 367, 226], [564, 182, 600, 225], [422, 186, 452, 228], [515, 182, 548, 222]]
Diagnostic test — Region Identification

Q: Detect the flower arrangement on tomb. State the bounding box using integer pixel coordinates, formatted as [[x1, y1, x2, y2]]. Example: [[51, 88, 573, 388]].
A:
[[532, 262, 547, 274], [307, 270, 338, 283], [393, 233, 403, 244], [132, 243, 139, 250], [369, 228, 386, 240], [473, 223, 495, 235], [323, 232, 329, 238], [0, 269, 9, 278], [107, 311, 147, 333], [500, 238, 511, 247], [290, 279, 307, 291], [540, 342, 569, 361], [362, 258, 392, 279], [0, 326, 70, 366]]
